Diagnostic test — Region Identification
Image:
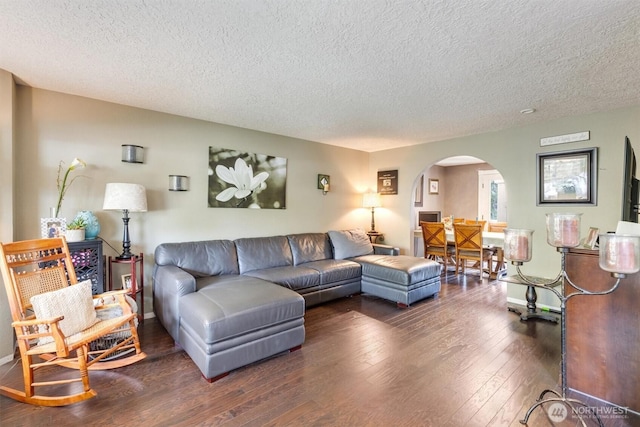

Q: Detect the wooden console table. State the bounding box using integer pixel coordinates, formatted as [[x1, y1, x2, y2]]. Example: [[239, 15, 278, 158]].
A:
[[565, 247, 640, 412]]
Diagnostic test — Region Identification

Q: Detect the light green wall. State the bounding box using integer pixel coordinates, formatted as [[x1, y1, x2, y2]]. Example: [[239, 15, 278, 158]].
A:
[[0, 70, 15, 363], [369, 106, 640, 307], [10, 86, 371, 324]]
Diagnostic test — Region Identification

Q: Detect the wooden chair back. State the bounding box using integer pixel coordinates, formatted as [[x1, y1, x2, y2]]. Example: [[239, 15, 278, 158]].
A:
[[464, 219, 487, 231], [0, 238, 77, 323], [453, 223, 496, 275], [420, 221, 447, 250], [421, 221, 454, 272], [488, 222, 508, 232], [454, 224, 483, 251]]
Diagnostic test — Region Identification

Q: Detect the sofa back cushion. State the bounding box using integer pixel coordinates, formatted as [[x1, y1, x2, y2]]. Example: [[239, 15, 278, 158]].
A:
[[235, 236, 293, 273], [154, 240, 239, 277], [287, 233, 333, 265], [327, 229, 374, 259]]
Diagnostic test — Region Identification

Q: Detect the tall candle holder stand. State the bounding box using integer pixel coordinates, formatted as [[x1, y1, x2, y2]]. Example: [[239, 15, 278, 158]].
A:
[[503, 214, 640, 427]]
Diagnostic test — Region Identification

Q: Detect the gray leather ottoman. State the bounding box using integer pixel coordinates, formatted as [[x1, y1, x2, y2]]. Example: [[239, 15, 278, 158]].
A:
[[356, 255, 442, 308], [178, 275, 305, 381]]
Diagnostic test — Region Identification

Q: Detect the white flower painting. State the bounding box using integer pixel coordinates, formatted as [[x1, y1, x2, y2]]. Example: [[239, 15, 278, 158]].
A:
[[208, 147, 287, 209]]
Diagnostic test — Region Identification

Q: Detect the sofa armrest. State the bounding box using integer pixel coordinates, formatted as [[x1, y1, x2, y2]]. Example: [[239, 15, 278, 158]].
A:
[[373, 244, 399, 256], [152, 265, 197, 341]]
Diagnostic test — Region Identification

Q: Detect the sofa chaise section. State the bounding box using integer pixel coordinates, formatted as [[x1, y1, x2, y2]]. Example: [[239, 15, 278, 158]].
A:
[[178, 275, 304, 381]]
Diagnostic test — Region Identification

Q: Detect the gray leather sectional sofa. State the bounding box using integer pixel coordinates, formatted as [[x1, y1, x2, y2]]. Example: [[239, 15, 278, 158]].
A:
[[153, 229, 440, 381]]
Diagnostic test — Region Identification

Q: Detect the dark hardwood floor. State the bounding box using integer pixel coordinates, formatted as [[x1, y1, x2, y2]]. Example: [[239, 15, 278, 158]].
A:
[[1, 274, 638, 426]]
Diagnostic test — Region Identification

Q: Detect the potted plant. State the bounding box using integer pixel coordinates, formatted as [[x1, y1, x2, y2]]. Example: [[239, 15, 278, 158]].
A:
[[65, 217, 87, 242]]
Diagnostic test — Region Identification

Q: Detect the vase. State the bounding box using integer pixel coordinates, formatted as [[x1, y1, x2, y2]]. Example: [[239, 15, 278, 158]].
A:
[[75, 210, 100, 240]]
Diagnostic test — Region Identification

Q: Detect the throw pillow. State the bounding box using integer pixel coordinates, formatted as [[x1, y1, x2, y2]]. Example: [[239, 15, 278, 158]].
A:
[[30, 280, 98, 344], [327, 229, 374, 259]]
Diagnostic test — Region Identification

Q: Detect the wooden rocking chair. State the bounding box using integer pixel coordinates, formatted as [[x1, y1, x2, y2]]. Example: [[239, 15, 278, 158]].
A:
[[0, 237, 146, 406]]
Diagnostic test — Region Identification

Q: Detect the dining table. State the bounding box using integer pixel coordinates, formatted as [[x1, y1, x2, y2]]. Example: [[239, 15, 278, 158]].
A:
[[414, 229, 506, 279]]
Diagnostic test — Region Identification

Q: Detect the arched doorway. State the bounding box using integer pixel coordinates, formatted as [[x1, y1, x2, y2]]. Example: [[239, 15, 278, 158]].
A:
[[412, 156, 507, 257]]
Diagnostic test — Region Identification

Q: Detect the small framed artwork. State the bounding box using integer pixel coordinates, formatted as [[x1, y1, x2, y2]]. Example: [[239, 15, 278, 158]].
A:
[[121, 274, 132, 289], [40, 217, 67, 238], [414, 175, 424, 207], [377, 170, 398, 195], [536, 147, 598, 205], [428, 179, 439, 195], [583, 227, 599, 249]]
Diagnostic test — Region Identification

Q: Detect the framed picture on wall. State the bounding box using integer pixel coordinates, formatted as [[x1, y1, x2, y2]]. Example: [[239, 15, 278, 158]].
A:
[[536, 147, 597, 205], [428, 179, 439, 195], [377, 170, 398, 195]]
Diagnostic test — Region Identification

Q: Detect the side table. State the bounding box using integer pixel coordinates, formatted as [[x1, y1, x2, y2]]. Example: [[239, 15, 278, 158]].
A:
[[367, 231, 384, 244], [108, 253, 144, 322]]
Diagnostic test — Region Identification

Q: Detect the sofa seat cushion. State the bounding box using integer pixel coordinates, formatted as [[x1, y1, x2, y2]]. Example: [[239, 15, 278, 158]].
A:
[[179, 276, 304, 346], [243, 266, 320, 291], [354, 255, 441, 285], [301, 259, 362, 285]]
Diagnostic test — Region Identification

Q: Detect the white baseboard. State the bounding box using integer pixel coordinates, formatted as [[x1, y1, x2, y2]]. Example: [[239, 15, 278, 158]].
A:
[[0, 352, 14, 366], [144, 312, 155, 320], [507, 296, 560, 313]]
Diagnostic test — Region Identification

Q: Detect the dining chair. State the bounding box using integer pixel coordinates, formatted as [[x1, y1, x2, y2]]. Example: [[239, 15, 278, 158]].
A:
[[453, 223, 497, 276], [420, 221, 455, 273], [464, 219, 487, 231], [0, 237, 146, 406], [488, 221, 508, 232]]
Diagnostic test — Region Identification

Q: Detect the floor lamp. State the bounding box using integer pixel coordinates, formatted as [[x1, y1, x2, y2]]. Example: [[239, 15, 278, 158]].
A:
[[103, 183, 148, 260], [503, 213, 640, 427]]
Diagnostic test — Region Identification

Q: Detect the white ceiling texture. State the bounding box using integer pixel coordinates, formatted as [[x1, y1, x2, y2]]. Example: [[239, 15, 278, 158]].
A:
[[1, 1, 639, 152]]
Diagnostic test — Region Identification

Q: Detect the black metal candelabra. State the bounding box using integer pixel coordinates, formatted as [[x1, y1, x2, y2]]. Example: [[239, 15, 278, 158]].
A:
[[512, 248, 626, 427]]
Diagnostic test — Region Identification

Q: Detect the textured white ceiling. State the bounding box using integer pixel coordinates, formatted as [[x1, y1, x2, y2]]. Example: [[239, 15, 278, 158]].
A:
[[1, 1, 639, 152]]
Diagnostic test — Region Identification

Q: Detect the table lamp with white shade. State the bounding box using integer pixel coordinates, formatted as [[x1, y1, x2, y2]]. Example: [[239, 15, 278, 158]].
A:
[[103, 183, 148, 260], [362, 192, 382, 233]]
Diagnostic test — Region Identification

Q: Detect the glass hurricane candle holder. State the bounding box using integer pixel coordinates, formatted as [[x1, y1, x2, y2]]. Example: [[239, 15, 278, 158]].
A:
[[503, 229, 534, 263], [599, 234, 640, 275], [546, 213, 582, 248]]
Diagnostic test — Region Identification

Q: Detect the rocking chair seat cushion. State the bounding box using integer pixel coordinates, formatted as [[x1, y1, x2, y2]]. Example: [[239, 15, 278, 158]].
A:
[[30, 280, 98, 344]]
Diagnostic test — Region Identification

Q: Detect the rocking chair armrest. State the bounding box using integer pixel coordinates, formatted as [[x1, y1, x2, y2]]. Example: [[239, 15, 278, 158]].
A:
[[93, 291, 134, 316], [12, 315, 64, 328], [12, 316, 69, 355], [93, 289, 129, 299]]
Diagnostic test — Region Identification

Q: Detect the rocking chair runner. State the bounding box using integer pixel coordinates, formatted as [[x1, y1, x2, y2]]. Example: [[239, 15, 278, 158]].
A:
[[0, 237, 146, 406]]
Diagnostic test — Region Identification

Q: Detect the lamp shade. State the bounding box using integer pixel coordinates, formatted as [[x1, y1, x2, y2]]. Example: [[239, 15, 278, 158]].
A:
[[363, 192, 382, 208], [103, 183, 148, 212]]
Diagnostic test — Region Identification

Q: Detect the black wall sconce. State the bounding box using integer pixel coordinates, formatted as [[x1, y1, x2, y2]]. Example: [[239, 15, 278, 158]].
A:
[[169, 175, 189, 191], [122, 144, 144, 163], [318, 174, 330, 195]]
